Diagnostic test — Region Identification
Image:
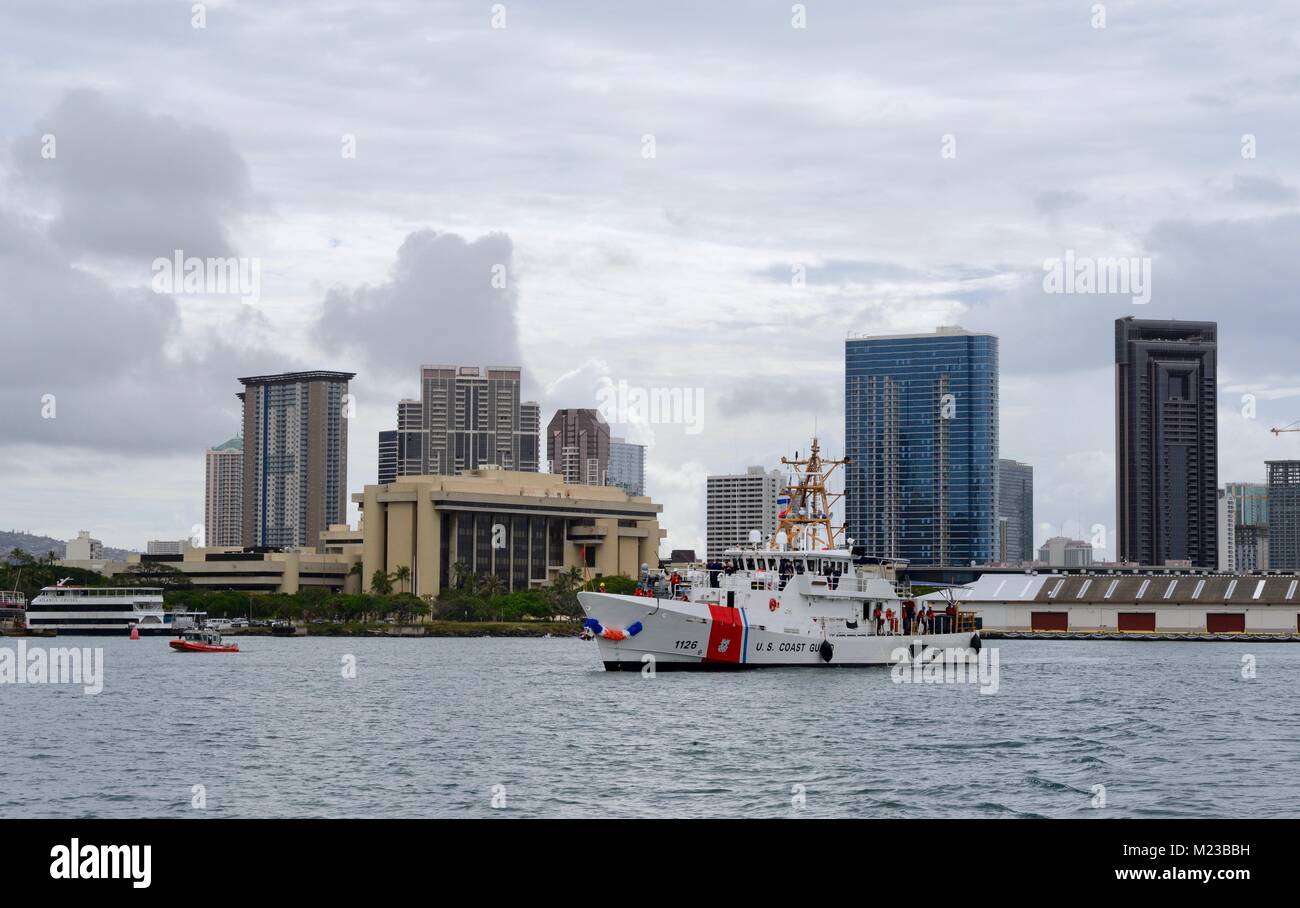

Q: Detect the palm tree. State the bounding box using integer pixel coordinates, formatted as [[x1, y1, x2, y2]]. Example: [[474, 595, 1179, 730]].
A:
[[393, 565, 412, 595], [547, 566, 585, 618], [478, 573, 504, 601], [370, 569, 394, 596], [451, 560, 472, 591]]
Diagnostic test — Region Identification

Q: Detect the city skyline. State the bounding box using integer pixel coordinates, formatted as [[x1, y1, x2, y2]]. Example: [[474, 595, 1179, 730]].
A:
[[7, 3, 1300, 559]]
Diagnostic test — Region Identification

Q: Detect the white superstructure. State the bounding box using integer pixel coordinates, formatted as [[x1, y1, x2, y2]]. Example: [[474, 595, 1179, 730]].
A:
[[26, 582, 170, 635]]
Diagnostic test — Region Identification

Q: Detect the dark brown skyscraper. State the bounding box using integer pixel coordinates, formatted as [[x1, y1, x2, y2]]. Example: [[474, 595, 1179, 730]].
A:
[[546, 408, 610, 486], [1115, 317, 1217, 567]]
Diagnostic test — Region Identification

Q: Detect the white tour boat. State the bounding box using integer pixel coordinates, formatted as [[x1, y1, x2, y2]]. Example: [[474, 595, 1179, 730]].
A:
[[26, 581, 172, 635], [579, 438, 981, 670]]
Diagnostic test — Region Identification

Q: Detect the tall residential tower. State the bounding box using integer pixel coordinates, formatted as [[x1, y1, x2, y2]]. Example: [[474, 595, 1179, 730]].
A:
[[205, 435, 244, 547], [608, 436, 647, 496], [706, 466, 781, 559], [1114, 318, 1217, 567], [997, 459, 1034, 565], [238, 370, 354, 549], [416, 365, 539, 475], [845, 326, 1000, 565]]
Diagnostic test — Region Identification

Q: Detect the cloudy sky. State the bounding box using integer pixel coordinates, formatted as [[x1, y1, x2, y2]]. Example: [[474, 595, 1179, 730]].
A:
[[3, 0, 1300, 558]]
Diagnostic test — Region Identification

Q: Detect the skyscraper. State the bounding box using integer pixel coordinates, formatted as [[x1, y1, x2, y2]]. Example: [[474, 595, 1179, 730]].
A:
[[1217, 489, 1236, 572], [1114, 318, 1217, 567], [608, 436, 647, 496], [1225, 481, 1268, 527], [845, 326, 999, 565], [238, 370, 354, 550], [1267, 461, 1300, 569], [1227, 480, 1269, 570], [205, 435, 243, 547], [417, 365, 538, 474], [546, 408, 610, 485], [378, 399, 425, 484], [377, 431, 398, 486], [997, 459, 1034, 565], [706, 466, 781, 559]]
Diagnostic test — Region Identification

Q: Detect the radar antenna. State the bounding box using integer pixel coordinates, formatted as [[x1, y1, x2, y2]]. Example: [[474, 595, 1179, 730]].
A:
[[770, 436, 850, 551]]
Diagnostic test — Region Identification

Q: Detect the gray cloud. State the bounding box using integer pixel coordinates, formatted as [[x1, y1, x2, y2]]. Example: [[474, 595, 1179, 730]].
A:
[[0, 209, 278, 453], [315, 229, 525, 384], [1220, 174, 1299, 205], [0, 91, 282, 457], [11, 88, 253, 262]]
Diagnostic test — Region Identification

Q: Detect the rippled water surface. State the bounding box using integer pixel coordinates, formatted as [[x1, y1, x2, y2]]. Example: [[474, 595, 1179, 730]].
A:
[[2, 635, 1297, 818]]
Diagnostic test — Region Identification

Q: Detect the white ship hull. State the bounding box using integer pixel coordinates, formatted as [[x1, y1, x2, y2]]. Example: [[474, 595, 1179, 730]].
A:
[[580, 592, 980, 670], [26, 584, 172, 636]]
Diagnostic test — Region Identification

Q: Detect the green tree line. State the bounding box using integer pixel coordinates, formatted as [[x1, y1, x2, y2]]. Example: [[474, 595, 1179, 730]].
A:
[[3, 548, 634, 624]]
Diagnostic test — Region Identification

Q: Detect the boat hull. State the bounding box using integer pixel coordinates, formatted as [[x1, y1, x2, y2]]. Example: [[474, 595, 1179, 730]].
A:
[[169, 640, 239, 653], [579, 591, 980, 670]]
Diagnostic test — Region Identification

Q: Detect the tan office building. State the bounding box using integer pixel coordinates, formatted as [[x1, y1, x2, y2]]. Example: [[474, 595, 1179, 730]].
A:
[[356, 466, 665, 597]]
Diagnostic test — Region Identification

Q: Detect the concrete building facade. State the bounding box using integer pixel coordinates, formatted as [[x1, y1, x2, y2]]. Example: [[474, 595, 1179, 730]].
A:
[[608, 436, 646, 497], [997, 459, 1034, 565], [1225, 481, 1268, 527], [963, 571, 1300, 635], [1114, 318, 1218, 568], [65, 530, 103, 561], [1235, 523, 1268, 572], [418, 365, 539, 475], [706, 466, 781, 559], [1038, 536, 1094, 568], [547, 408, 610, 486], [1217, 490, 1237, 572], [356, 467, 664, 598], [378, 399, 424, 485], [1267, 460, 1300, 570], [205, 436, 244, 547], [239, 370, 354, 550]]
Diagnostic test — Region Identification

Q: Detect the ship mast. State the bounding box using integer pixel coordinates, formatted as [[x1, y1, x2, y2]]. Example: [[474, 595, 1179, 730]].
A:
[[770, 436, 850, 551]]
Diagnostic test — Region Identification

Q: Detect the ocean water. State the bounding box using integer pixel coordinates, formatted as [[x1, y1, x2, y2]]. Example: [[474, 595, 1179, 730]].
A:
[[1, 635, 1296, 818]]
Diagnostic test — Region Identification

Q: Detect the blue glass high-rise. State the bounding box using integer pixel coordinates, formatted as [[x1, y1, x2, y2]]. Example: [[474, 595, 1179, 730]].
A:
[[845, 327, 999, 565]]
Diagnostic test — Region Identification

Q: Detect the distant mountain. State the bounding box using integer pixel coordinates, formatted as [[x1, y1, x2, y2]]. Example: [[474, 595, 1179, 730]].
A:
[[0, 529, 137, 562]]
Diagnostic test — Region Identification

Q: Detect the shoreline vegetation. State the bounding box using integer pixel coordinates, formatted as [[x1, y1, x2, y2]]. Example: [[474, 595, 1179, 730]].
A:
[[3, 547, 638, 637], [227, 620, 583, 638]]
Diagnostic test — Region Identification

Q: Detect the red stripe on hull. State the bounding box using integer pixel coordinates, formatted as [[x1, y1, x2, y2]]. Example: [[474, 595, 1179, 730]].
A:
[[703, 605, 744, 665]]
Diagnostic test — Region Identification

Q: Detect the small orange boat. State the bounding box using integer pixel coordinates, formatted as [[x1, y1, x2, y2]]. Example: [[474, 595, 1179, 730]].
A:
[[169, 628, 239, 653]]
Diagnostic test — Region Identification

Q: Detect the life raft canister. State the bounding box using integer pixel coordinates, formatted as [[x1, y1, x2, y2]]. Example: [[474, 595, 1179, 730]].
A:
[[769, 597, 779, 612]]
